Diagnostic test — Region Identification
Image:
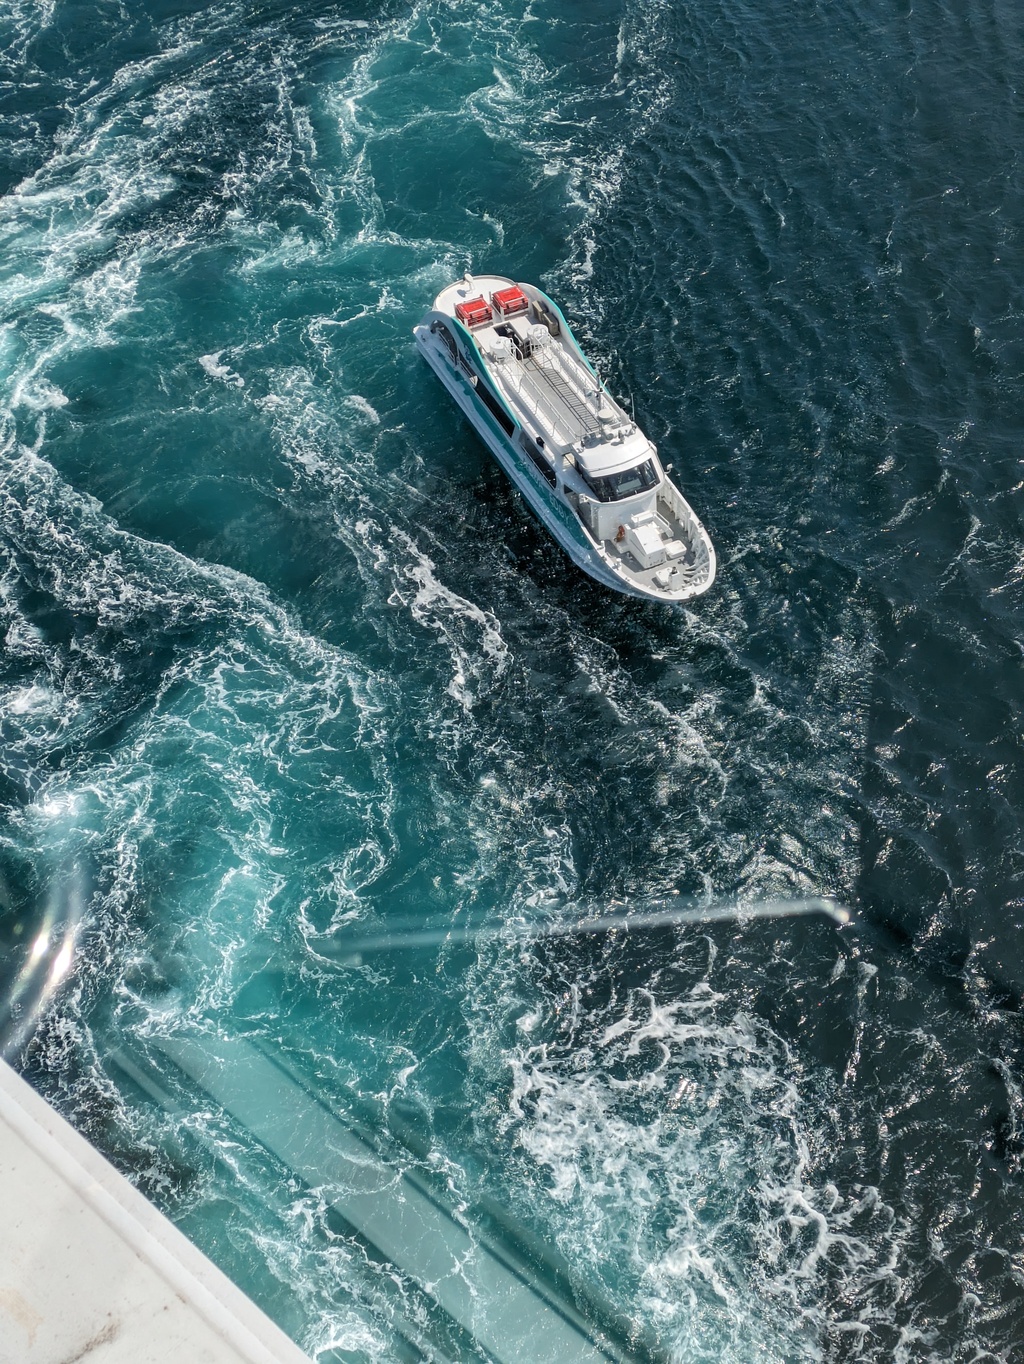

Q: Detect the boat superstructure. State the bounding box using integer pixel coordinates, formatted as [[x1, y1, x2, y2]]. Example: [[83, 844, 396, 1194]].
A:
[[414, 273, 715, 602]]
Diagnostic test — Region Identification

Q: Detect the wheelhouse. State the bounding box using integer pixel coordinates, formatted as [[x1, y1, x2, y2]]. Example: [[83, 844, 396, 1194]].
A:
[[579, 458, 661, 503]]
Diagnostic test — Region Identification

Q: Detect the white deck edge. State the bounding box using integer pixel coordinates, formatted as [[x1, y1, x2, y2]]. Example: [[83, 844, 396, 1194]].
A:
[[0, 1059, 312, 1364]]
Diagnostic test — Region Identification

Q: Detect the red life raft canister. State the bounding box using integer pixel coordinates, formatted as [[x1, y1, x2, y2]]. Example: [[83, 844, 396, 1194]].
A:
[[491, 285, 529, 317], [454, 297, 493, 328]]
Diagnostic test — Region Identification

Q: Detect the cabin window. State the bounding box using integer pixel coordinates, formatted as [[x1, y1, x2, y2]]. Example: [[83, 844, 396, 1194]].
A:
[[521, 433, 556, 487], [474, 375, 516, 437], [431, 320, 458, 361], [580, 458, 659, 502]]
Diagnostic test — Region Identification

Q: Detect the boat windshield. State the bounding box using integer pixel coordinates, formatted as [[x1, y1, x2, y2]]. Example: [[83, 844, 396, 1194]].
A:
[[580, 457, 659, 502]]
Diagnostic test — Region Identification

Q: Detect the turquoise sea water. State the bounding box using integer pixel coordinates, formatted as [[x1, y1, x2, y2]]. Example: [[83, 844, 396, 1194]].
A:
[[2, 1, 1024, 1359]]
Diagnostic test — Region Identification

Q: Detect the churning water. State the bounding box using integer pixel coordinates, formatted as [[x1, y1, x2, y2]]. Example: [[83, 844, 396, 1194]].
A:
[[2, 1, 1023, 1360]]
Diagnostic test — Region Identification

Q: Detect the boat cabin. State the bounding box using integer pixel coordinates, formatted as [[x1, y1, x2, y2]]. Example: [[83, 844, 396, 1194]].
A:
[[420, 272, 715, 599]]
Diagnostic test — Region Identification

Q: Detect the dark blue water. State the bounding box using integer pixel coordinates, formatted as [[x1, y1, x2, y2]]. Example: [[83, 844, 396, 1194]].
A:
[[2, 1, 1023, 1360]]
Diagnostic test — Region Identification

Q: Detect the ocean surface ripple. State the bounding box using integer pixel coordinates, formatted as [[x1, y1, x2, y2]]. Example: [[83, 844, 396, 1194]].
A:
[[1, 1, 1023, 1360]]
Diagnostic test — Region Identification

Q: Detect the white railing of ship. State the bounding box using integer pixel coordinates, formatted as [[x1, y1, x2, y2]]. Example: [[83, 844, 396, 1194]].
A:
[[658, 487, 713, 587], [498, 342, 604, 448]]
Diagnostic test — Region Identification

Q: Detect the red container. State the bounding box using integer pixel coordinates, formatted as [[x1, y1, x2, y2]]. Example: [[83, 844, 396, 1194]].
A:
[[454, 297, 493, 327], [491, 286, 529, 316]]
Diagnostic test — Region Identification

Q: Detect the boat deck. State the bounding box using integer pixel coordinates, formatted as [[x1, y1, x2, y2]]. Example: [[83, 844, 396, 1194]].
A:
[[497, 345, 606, 450], [0, 1059, 311, 1364], [433, 273, 622, 453]]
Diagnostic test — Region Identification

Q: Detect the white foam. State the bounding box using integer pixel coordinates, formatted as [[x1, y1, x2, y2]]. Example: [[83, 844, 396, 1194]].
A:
[[464, 963, 892, 1362], [342, 394, 379, 424], [10, 376, 69, 412], [198, 352, 245, 388], [385, 527, 509, 712], [2, 682, 57, 716]]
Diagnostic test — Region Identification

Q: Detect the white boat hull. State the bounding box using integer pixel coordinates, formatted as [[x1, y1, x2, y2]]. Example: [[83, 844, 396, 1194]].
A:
[[414, 275, 716, 604], [415, 328, 645, 597]]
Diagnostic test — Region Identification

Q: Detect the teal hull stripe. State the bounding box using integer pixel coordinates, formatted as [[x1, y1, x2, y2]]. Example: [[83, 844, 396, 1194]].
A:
[[450, 368, 593, 555], [450, 316, 521, 431]]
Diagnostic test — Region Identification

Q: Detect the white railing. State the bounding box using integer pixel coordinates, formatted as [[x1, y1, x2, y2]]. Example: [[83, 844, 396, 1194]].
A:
[[493, 340, 604, 449]]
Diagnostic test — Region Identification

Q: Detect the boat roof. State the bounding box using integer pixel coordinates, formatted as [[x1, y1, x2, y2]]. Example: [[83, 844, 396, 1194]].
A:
[[431, 274, 655, 471], [432, 273, 517, 316]]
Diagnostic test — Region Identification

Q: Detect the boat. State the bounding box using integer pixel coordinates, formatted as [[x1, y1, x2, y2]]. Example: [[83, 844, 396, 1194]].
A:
[[413, 273, 716, 602]]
